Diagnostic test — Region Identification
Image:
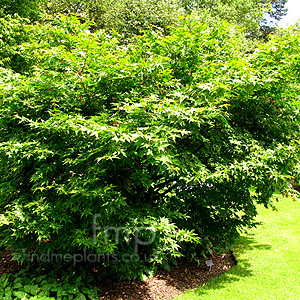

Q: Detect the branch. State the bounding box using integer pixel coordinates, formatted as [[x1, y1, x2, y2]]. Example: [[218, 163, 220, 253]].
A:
[[158, 181, 178, 199], [154, 178, 177, 192], [111, 169, 134, 201]]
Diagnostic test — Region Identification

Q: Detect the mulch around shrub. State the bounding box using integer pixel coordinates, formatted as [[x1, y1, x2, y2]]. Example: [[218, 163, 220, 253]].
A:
[[97, 253, 236, 300], [0, 250, 236, 300], [0, 249, 26, 277]]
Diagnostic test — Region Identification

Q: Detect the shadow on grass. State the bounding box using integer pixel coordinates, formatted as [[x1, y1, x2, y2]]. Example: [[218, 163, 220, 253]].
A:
[[235, 235, 273, 254], [187, 260, 252, 298], [181, 234, 273, 298], [97, 234, 274, 299]]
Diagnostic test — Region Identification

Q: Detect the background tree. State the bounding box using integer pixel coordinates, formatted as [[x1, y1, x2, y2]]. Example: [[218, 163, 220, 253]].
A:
[[0, 0, 288, 41], [22, 0, 286, 43], [181, 0, 266, 35], [180, 0, 288, 39], [259, 0, 288, 39], [41, 0, 184, 39], [261, 0, 288, 21], [0, 0, 43, 20]]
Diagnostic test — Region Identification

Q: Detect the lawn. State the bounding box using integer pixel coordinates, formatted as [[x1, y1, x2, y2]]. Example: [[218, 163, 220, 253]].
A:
[[175, 195, 300, 300]]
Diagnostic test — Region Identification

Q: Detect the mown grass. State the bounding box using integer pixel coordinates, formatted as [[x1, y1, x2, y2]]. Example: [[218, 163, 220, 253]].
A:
[[175, 195, 300, 300]]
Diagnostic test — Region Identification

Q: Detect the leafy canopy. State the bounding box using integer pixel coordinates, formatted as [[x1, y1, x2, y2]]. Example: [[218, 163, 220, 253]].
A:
[[0, 15, 299, 280]]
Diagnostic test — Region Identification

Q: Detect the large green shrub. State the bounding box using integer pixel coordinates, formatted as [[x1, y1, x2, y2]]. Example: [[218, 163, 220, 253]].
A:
[[0, 15, 299, 280]]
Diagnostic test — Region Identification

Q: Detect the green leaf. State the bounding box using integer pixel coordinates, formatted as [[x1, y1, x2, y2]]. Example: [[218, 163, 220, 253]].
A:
[[13, 290, 27, 299], [81, 287, 98, 300], [75, 293, 86, 300], [4, 286, 12, 298], [0, 274, 9, 288], [13, 281, 23, 289], [62, 283, 79, 294], [24, 284, 39, 295]]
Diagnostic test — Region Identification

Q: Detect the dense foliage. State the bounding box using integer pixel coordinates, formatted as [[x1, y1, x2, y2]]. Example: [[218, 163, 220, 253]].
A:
[[0, 15, 299, 281], [0, 14, 30, 73], [0, 264, 98, 299], [41, 0, 287, 39], [186, 0, 288, 39], [1, 0, 287, 41], [183, 0, 266, 34], [42, 0, 184, 39], [0, 0, 43, 20]]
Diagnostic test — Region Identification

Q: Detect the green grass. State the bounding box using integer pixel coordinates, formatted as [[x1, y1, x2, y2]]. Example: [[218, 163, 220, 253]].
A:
[[175, 196, 300, 300]]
